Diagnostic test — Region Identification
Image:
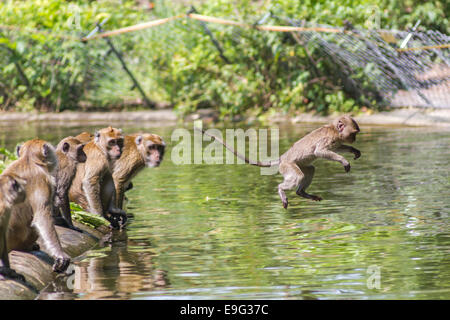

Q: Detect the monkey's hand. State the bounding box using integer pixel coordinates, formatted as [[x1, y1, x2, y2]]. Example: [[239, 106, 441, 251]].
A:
[[343, 160, 351, 173], [106, 210, 128, 230], [53, 256, 70, 273], [352, 148, 361, 160]]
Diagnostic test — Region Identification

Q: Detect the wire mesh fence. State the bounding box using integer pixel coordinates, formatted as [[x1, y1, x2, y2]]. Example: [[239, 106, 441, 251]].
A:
[[273, 15, 450, 109]]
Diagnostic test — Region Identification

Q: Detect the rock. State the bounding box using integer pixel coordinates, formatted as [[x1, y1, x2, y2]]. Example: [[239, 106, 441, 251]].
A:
[[0, 222, 108, 299]]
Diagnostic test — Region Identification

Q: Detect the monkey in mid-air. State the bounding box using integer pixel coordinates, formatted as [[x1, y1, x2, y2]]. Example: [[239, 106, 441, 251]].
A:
[[69, 127, 127, 229], [200, 115, 361, 209], [0, 173, 26, 280], [5, 139, 71, 272], [52, 137, 87, 231]]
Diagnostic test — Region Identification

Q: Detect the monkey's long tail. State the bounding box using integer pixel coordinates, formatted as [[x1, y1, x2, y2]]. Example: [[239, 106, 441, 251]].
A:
[[196, 127, 279, 167]]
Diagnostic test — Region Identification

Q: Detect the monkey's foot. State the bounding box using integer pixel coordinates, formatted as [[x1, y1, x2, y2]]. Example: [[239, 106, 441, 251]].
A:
[[297, 190, 323, 201], [52, 257, 70, 273], [309, 194, 323, 201], [106, 212, 128, 230], [0, 267, 26, 282]]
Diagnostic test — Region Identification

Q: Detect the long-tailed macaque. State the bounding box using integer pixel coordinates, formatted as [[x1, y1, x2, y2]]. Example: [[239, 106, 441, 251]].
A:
[[52, 137, 87, 231], [5, 139, 71, 272], [112, 133, 165, 209], [0, 174, 26, 280], [74, 132, 166, 210], [200, 115, 361, 209], [69, 127, 127, 229]]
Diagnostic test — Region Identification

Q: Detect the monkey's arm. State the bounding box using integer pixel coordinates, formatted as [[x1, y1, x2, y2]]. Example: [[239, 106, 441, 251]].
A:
[[82, 167, 104, 216], [0, 229, 10, 268], [314, 147, 351, 172], [114, 179, 126, 210], [30, 189, 70, 272], [336, 145, 361, 160]]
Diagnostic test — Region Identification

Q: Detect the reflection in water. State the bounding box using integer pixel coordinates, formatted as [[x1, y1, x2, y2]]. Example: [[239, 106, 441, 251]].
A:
[[2, 121, 449, 299]]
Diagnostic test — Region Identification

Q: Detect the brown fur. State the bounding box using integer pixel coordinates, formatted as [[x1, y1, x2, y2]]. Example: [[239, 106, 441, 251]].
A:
[[113, 133, 165, 209], [52, 137, 86, 230], [4, 139, 70, 272], [0, 173, 26, 278], [69, 127, 126, 229], [75, 132, 94, 144], [277, 115, 360, 208], [202, 115, 361, 209]]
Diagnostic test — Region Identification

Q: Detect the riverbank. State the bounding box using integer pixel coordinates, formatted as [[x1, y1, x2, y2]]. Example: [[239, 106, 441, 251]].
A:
[[0, 222, 109, 300], [1, 107, 450, 127]]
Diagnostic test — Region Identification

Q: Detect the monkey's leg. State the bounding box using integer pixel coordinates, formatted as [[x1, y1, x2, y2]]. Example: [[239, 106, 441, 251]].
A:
[[278, 162, 303, 209], [59, 194, 82, 232], [114, 179, 126, 210], [0, 225, 26, 282], [296, 165, 322, 201], [82, 174, 104, 216], [0, 226, 10, 268]]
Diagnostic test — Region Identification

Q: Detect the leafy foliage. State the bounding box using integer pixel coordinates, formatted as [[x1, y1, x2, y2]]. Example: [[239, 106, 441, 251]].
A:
[[0, 0, 447, 116]]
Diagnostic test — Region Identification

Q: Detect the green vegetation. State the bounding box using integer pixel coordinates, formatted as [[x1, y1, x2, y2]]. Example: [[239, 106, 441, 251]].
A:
[[0, 0, 447, 117], [70, 203, 109, 228], [0, 145, 18, 172]]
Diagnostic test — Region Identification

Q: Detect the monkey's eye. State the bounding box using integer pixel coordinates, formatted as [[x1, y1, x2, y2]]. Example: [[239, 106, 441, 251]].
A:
[[117, 139, 124, 148], [108, 139, 117, 147]]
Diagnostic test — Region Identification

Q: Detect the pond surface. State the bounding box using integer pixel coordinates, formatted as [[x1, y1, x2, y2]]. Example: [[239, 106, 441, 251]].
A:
[[1, 120, 449, 300]]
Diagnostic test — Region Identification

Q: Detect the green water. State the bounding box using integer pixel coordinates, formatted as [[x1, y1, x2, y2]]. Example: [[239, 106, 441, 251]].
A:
[[1, 121, 449, 299]]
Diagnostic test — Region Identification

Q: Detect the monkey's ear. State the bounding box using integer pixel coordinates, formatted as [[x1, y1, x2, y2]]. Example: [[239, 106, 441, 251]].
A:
[[337, 120, 345, 133], [16, 145, 22, 157], [135, 135, 143, 145], [94, 131, 101, 143], [42, 144, 51, 157], [62, 142, 70, 153]]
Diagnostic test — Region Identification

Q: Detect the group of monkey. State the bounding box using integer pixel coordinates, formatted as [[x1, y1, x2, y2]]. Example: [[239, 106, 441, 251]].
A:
[[0, 115, 361, 284], [0, 126, 165, 282]]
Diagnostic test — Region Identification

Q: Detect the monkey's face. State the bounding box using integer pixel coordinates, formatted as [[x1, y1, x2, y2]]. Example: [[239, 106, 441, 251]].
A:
[[0, 174, 26, 207], [95, 127, 124, 160], [145, 143, 165, 168], [76, 145, 87, 163], [107, 138, 124, 160], [135, 134, 165, 168]]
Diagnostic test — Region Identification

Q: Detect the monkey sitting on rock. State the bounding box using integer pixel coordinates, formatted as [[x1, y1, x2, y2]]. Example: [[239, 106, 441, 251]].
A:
[[201, 115, 361, 209], [51, 137, 87, 232], [69, 127, 127, 229], [4, 139, 71, 273]]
